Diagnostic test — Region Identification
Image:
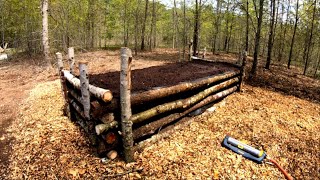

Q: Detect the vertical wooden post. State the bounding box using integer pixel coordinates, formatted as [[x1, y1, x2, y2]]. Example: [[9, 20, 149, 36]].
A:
[[79, 61, 96, 145], [120, 47, 134, 162], [68, 47, 75, 74], [56, 52, 70, 117], [238, 50, 247, 92]]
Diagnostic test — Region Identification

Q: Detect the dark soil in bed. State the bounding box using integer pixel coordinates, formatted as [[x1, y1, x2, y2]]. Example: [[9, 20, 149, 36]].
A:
[[90, 60, 239, 98]]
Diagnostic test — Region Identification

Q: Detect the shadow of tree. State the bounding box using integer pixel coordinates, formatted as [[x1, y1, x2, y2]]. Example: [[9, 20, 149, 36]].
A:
[[245, 64, 320, 104]]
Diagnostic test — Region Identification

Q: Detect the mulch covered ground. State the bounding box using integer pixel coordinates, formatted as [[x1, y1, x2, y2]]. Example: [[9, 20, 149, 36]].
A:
[[3, 50, 320, 179]]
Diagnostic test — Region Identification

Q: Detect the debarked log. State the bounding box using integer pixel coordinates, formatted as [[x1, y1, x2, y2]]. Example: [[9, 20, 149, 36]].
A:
[[62, 70, 113, 102], [133, 86, 237, 139], [131, 71, 239, 105], [95, 121, 119, 135], [130, 77, 239, 124]]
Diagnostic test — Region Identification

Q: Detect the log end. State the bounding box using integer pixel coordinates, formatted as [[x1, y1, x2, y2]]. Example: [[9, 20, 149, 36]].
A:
[[107, 150, 118, 160], [102, 91, 113, 102], [95, 124, 105, 135], [78, 60, 89, 65]]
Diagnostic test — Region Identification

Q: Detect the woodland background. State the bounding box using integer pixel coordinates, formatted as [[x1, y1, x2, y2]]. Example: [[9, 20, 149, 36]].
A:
[[0, 0, 320, 77]]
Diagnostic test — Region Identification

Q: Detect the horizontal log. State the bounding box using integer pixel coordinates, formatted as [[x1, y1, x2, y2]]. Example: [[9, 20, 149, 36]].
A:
[[131, 71, 239, 105], [91, 71, 240, 118], [95, 121, 119, 135], [191, 56, 241, 68], [133, 86, 237, 139], [130, 77, 239, 124], [72, 110, 89, 133], [68, 88, 82, 103], [69, 99, 85, 119], [62, 70, 113, 103]]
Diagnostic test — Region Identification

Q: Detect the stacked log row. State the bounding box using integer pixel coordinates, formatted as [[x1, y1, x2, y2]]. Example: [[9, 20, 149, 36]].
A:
[[56, 50, 119, 157], [57, 47, 245, 162]]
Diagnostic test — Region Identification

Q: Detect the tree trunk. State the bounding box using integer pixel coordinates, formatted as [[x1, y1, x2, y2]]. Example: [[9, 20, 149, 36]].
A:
[[314, 54, 320, 77], [303, 0, 316, 75], [265, 0, 276, 69], [245, 0, 249, 52], [213, 0, 221, 54], [223, 0, 230, 52], [288, 0, 298, 69], [41, 0, 50, 65], [120, 47, 134, 163], [149, 0, 156, 50], [193, 0, 201, 56], [250, 0, 265, 78], [278, 0, 289, 62], [182, 0, 186, 60], [134, 0, 141, 55], [123, 0, 129, 47], [141, 0, 149, 51]]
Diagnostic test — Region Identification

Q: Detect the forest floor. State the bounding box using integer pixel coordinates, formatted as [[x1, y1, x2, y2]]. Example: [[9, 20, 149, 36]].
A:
[[0, 49, 319, 179]]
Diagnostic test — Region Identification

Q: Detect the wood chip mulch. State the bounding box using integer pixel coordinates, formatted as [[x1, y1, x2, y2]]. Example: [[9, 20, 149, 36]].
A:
[[7, 79, 319, 179], [5, 51, 320, 179]]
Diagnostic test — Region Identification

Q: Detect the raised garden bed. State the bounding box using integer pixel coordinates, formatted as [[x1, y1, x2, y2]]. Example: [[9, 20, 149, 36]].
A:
[[56, 47, 246, 162]]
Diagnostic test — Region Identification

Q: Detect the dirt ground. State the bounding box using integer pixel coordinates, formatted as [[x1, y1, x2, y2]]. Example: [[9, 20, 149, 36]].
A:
[[89, 61, 238, 97], [0, 59, 55, 179], [1, 49, 319, 179]]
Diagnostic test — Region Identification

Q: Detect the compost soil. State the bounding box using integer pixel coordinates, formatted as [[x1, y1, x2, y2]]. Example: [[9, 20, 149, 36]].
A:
[[89, 60, 239, 97], [1, 50, 319, 179]]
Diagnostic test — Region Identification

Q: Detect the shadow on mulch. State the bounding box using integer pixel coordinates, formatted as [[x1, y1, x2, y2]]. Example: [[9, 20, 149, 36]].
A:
[[245, 64, 320, 104]]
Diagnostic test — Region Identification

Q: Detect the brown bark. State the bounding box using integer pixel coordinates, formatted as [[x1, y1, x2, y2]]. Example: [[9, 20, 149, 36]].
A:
[[182, 0, 186, 60], [133, 86, 237, 139], [130, 77, 239, 124], [193, 0, 201, 56], [63, 70, 113, 102], [120, 47, 134, 163], [250, 0, 265, 78], [134, 0, 141, 55], [265, 0, 276, 69], [141, 0, 149, 51], [131, 71, 239, 105], [288, 0, 298, 69], [303, 0, 316, 75], [213, 0, 221, 54]]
